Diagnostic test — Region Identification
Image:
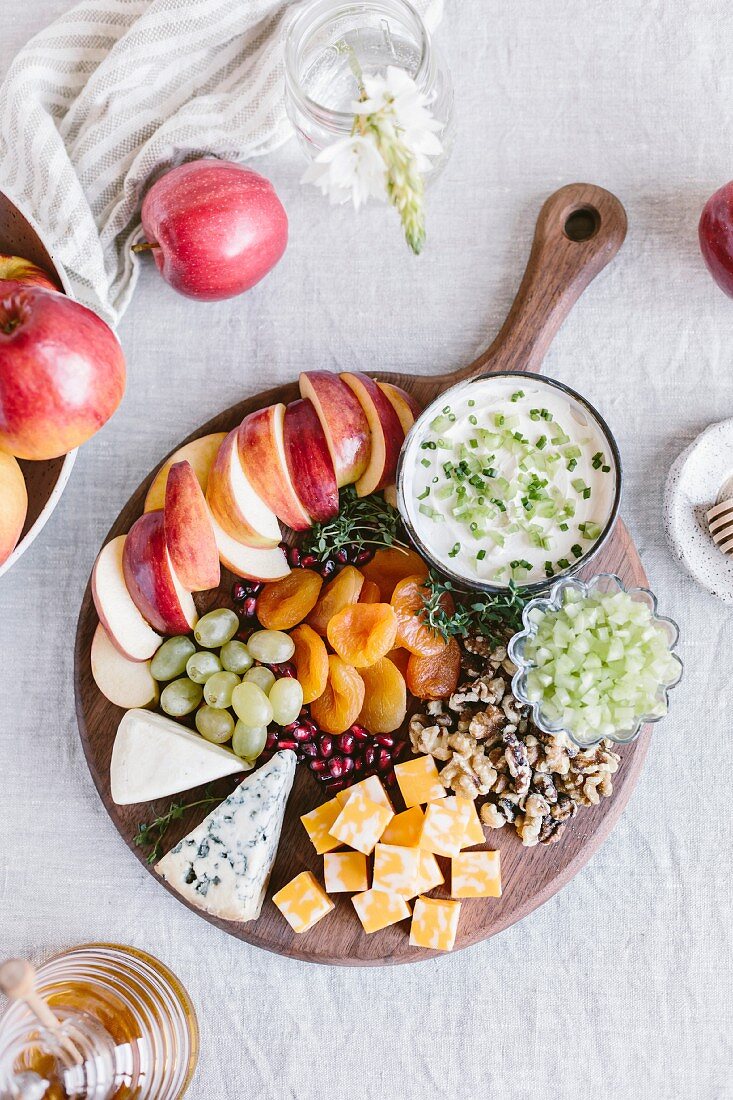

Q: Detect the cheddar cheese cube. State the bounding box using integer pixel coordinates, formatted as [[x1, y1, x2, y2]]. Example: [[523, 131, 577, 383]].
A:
[[330, 789, 393, 855], [381, 805, 424, 847], [272, 871, 334, 934], [409, 896, 461, 952], [460, 799, 486, 848], [336, 774, 393, 812], [412, 850, 444, 896], [394, 755, 446, 808], [451, 850, 502, 898], [420, 797, 472, 858], [372, 843, 421, 897], [300, 799, 342, 855], [352, 889, 411, 934], [324, 851, 369, 894]]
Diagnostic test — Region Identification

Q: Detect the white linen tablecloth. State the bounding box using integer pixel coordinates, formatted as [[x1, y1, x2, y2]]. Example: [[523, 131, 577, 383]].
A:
[[1, 2, 731, 1098]]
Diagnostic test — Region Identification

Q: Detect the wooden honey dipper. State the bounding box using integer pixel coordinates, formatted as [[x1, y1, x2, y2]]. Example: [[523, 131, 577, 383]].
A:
[[0, 958, 83, 1067], [706, 498, 733, 555]]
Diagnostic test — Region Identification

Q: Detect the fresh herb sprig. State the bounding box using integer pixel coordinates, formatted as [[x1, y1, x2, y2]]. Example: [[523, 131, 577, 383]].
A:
[[301, 487, 410, 562], [421, 569, 528, 645], [134, 789, 221, 865]]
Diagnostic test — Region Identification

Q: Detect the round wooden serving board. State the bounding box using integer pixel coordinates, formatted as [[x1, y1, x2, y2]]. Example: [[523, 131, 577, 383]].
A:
[[75, 184, 652, 965]]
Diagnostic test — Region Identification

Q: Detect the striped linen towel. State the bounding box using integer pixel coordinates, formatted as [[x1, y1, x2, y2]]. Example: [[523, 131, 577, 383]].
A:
[[0, 0, 442, 327]]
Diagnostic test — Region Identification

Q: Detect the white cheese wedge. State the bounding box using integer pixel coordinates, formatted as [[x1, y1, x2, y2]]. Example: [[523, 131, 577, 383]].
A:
[[155, 750, 296, 923], [111, 709, 249, 805]]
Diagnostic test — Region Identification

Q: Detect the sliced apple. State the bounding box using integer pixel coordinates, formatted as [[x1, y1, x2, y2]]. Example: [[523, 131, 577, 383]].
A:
[[0, 451, 27, 566], [164, 459, 220, 591], [238, 404, 312, 531], [299, 371, 371, 487], [92, 535, 162, 661], [91, 622, 159, 709], [283, 399, 339, 522], [340, 372, 405, 496], [383, 484, 398, 509], [123, 510, 198, 635], [206, 427, 281, 547], [211, 514, 290, 580], [144, 431, 226, 512], [377, 382, 421, 434]]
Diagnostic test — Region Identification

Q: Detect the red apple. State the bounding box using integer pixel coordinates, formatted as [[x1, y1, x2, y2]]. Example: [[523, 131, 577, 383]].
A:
[[92, 535, 162, 661], [298, 371, 370, 487], [145, 431, 226, 512], [135, 159, 288, 301], [164, 460, 220, 591], [206, 427, 281, 547], [700, 182, 733, 297], [211, 515, 290, 580], [283, 399, 339, 522], [0, 451, 27, 565], [0, 254, 60, 292], [123, 511, 198, 635], [377, 382, 421, 434], [238, 404, 312, 531], [0, 282, 125, 460], [340, 372, 405, 496]]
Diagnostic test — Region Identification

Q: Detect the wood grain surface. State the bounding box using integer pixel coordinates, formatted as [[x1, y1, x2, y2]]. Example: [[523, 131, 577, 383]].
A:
[[74, 184, 651, 965]]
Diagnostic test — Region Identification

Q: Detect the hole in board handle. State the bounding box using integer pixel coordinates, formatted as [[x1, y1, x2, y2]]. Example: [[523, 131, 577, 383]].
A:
[[563, 206, 600, 242]]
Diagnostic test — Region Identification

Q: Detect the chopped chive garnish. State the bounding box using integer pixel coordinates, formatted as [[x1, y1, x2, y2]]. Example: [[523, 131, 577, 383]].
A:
[[602, 464, 611, 473], [530, 409, 541, 421], [571, 544, 583, 558], [494, 413, 505, 427], [467, 399, 475, 407], [557, 557, 571, 570], [511, 390, 525, 402], [536, 435, 547, 450], [571, 478, 588, 495], [591, 451, 604, 469], [559, 522, 569, 531], [476, 549, 486, 561], [468, 414, 478, 426], [469, 438, 478, 449], [545, 561, 555, 577], [417, 487, 430, 500], [420, 458, 430, 468], [582, 488, 591, 499], [567, 458, 578, 471], [540, 408, 552, 420], [442, 405, 451, 414], [448, 542, 460, 558], [421, 440, 437, 450]]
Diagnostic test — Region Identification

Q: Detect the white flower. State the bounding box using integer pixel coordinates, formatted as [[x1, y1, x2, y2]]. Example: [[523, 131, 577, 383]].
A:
[[355, 65, 442, 168], [301, 135, 386, 209]]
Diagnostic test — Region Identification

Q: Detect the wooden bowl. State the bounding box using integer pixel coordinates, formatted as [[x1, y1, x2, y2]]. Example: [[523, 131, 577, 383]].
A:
[[0, 192, 77, 579]]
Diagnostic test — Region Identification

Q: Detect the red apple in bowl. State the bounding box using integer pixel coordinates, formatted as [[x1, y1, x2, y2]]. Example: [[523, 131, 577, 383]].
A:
[[0, 451, 27, 566], [0, 282, 126, 460], [699, 181, 733, 297], [135, 159, 288, 301], [0, 253, 60, 292]]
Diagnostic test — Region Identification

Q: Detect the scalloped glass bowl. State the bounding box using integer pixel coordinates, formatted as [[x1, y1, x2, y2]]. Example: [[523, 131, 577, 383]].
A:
[[507, 573, 683, 748]]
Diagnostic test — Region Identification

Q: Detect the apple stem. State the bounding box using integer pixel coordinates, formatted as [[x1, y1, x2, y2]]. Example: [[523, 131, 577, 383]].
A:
[[131, 241, 159, 254]]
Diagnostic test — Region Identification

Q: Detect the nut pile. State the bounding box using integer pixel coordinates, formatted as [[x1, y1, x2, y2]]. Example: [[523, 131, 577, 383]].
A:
[[408, 633, 621, 846]]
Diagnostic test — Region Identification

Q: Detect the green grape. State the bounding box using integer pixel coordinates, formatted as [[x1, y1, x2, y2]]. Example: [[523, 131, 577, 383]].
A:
[[243, 666, 276, 694], [151, 636, 196, 681], [160, 677, 202, 716], [231, 681, 273, 727], [246, 629, 295, 665], [186, 649, 222, 684], [232, 721, 267, 762], [219, 640, 254, 675], [269, 677, 304, 726], [194, 608, 240, 649], [203, 670, 241, 709], [195, 705, 235, 744]]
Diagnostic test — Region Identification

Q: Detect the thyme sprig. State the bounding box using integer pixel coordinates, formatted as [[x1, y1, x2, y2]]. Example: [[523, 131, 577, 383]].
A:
[[133, 789, 221, 865], [421, 569, 528, 645], [302, 487, 410, 562]]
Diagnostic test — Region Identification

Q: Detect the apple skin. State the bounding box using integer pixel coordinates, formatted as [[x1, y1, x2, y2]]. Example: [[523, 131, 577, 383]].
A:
[[145, 431, 226, 512], [206, 427, 281, 547], [238, 404, 312, 531], [0, 281, 126, 460], [699, 182, 733, 297], [283, 399, 340, 522], [298, 371, 371, 487], [0, 451, 27, 565], [92, 535, 162, 661], [0, 254, 60, 292], [377, 382, 421, 434], [138, 159, 288, 301], [211, 514, 290, 580], [164, 460, 220, 591], [340, 372, 405, 496], [123, 510, 198, 635]]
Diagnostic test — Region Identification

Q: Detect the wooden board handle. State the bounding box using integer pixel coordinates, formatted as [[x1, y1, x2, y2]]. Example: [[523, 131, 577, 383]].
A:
[[449, 183, 627, 383]]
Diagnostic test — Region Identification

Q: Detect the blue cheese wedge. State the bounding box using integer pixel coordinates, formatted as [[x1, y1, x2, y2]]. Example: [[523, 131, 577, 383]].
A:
[[155, 750, 296, 922], [111, 709, 249, 805]]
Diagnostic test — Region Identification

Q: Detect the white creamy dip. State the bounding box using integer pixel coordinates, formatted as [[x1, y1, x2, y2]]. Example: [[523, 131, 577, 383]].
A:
[[399, 376, 618, 586]]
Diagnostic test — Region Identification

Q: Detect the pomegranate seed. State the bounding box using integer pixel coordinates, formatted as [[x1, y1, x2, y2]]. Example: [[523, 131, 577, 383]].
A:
[[353, 757, 365, 773], [282, 721, 298, 733], [355, 548, 374, 566], [341, 755, 355, 774], [319, 559, 336, 579], [329, 756, 345, 779], [277, 739, 298, 752], [309, 759, 328, 773], [377, 749, 392, 772], [291, 724, 313, 743], [301, 552, 317, 568], [241, 595, 258, 618], [335, 548, 349, 565], [374, 734, 394, 748], [338, 732, 356, 755], [324, 777, 348, 793], [304, 720, 318, 736], [265, 732, 278, 750], [318, 735, 333, 759], [301, 742, 318, 758], [349, 724, 369, 742], [364, 746, 377, 768], [287, 546, 302, 567], [231, 582, 247, 602], [269, 662, 296, 678], [392, 739, 408, 760]]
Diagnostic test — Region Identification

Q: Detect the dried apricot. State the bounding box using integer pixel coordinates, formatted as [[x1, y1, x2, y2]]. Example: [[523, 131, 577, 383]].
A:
[[327, 603, 398, 669], [391, 575, 454, 657], [360, 547, 428, 602], [406, 637, 461, 700], [307, 565, 364, 636], [257, 569, 323, 630], [358, 657, 407, 733], [291, 623, 329, 704], [386, 646, 411, 677], [310, 654, 365, 734], [359, 579, 381, 604]]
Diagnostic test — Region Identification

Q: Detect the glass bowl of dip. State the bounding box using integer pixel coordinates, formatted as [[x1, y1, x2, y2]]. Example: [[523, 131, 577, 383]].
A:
[[396, 371, 622, 593]]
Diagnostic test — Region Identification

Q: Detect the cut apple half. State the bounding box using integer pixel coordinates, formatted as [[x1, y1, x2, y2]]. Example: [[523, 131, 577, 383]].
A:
[[377, 382, 421, 435], [299, 371, 371, 487], [123, 510, 199, 635], [164, 459, 220, 591], [144, 431, 226, 512], [211, 514, 290, 581], [206, 427, 281, 547], [92, 535, 162, 661], [283, 399, 340, 522], [91, 622, 159, 709], [238, 404, 312, 531], [340, 372, 405, 496]]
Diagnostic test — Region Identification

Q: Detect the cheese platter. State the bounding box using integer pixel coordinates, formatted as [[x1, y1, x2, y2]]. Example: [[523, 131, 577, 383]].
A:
[[74, 183, 678, 964]]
